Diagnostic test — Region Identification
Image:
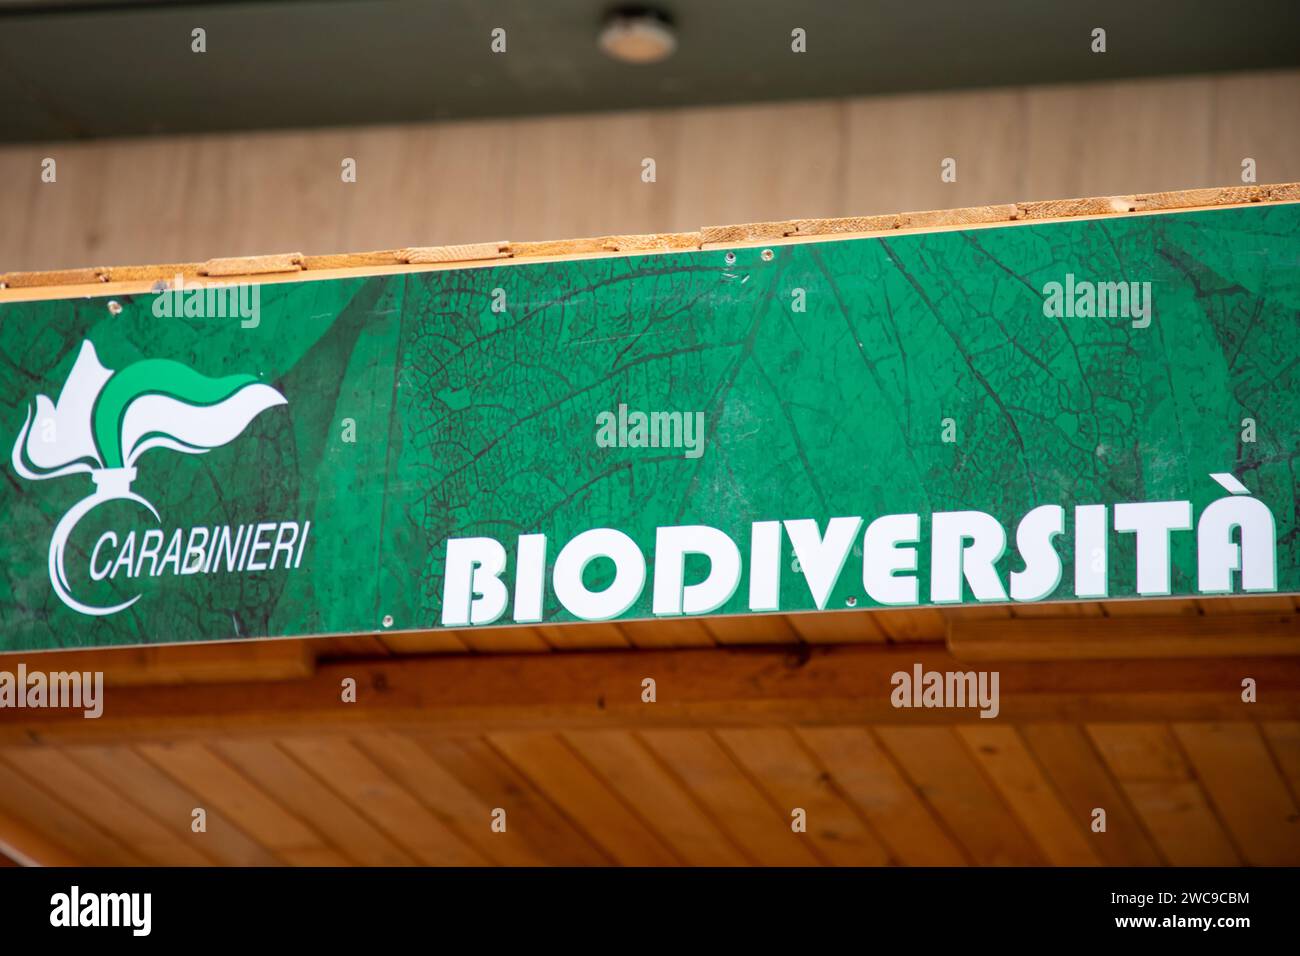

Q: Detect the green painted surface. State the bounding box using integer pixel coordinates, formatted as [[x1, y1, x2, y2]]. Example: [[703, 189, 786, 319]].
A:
[[2, 203, 1298, 649]]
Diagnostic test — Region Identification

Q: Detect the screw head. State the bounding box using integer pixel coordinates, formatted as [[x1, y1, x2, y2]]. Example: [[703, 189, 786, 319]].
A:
[[760, 248, 774, 261], [381, 614, 394, 628], [107, 300, 123, 315], [723, 251, 736, 265], [845, 596, 858, 607]]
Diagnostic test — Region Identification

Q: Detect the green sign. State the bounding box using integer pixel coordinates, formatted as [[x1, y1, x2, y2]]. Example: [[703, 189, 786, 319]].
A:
[[3, 203, 1298, 650]]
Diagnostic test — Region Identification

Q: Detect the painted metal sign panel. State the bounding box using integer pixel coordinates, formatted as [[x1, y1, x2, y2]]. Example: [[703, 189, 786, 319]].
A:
[[2, 202, 1297, 650]]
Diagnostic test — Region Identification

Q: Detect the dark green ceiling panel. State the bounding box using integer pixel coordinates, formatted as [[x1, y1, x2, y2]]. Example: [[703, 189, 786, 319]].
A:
[[2, 0, 1298, 143]]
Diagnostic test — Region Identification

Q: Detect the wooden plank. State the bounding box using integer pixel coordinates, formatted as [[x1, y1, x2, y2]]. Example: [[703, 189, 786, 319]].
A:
[[63, 744, 280, 866], [874, 726, 1045, 865], [868, 608, 947, 641], [1086, 724, 1240, 865], [0, 805, 82, 866], [1172, 722, 1300, 865], [616, 618, 716, 648], [454, 626, 551, 653], [137, 741, 326, 860], [488, 732, 678, 865], [379, 631, 473, 655], [563, 730, 747, 866], [1103, 599, 1202, 617], [4, 646, 1299, 744], [0, 640, 315, 686], [784, 611, 887, 644], [202, 252, 302, 277], [703, 615, 799, 644], [1009, 603, 1104, 618], [638, 729, 819, 865], [955, 726, 1101, 865], [0, 748, 210, 865], [797, 726, 967, 865], [1017, 724, 1162, 866], [535, 623, 630, 650], [948, 612, 1300, 660], [355, 733, 546, 866], [716, 728, 892, 865], [213, 738, 414, 866], [1198, 595, 1300, 614], [277, 737, 486, 866], [1261, 720, 1300, 800], [0, 760, 142, 865], [420, 736, 610, 865]]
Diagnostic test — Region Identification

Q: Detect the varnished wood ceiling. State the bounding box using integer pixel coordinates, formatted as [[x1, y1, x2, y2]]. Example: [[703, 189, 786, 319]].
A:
[[0, 596, 1297, 866]]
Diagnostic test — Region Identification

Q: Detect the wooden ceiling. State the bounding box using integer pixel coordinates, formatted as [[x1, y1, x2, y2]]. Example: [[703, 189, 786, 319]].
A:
[[0, 596, 1297, 866]]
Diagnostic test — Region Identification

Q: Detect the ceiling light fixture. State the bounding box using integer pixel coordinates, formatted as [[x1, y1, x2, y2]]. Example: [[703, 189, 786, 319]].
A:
[[598, 8, 677, 65]]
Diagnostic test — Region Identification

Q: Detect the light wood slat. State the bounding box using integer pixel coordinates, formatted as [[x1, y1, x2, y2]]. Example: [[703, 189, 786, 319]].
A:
[[277, 737, 486, 866], [638, 729, 819, 865], [868, 609, 947, 641], [945, 606, 1014, 621], [213, 739, 414, 866], [1086, 724, 1240, 865], [1103, 599, 1202, 617], [1017, 724, 1162, 866], [1010, 603, 1104, 618], [797, 727, 967, 865], [1198, 596, 1300, 614], [137, 741, 327, 861], [455, 626, 551, 653], [563, 730, 747, 866], [420, 736, 610, 865], [0, 760, 143, 865], [355, 733, 546, 866], [948, 613, 1299, 660], [64, 745, 279, 866], [955, 726, 1101, 866], [784, 611, 887, 644], [1084, 723, 1190, 782], [0, 640, 315, 686], [488, 732, 678, 865], [703, 615, 799, 644], [616, 618, 716, 648], [715, 728, 892, 865], [1172, 722, 1300, 865], [874, 726, 1044, 865], [1, 748, 210, 866], [535, 623, 630, 650], [379, 631, 473, 654], [315, 636, 392, 657]]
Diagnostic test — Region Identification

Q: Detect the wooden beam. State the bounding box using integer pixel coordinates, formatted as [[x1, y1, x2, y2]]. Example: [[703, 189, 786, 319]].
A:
[[947, 611, 1300, 661], [1, 645, 1296, 745]]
